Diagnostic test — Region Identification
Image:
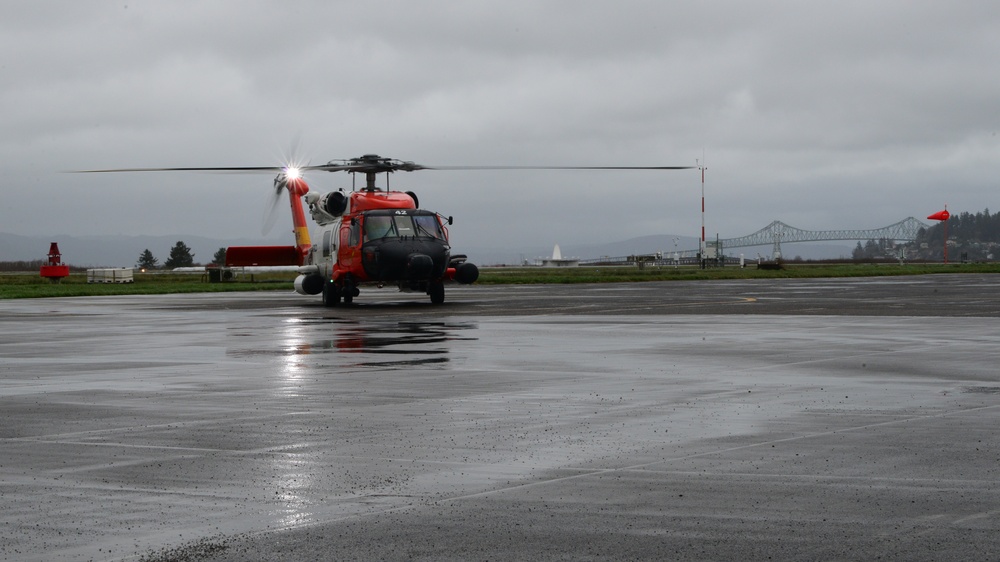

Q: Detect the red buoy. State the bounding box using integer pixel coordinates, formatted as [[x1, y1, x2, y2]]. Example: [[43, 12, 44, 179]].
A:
[[39, 242, 70, 282]]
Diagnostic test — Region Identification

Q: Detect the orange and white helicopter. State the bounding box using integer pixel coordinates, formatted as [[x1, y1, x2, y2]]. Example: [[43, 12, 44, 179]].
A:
[[83, 154, 692, 305]]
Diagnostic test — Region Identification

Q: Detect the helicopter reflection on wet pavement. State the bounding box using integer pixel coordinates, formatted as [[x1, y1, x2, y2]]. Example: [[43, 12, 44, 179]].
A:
[[228, 317, 479, 368]]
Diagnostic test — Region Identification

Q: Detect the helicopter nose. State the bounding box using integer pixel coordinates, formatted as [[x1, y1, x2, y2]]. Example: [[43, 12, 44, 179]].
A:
[[406, 253, 434, 279]]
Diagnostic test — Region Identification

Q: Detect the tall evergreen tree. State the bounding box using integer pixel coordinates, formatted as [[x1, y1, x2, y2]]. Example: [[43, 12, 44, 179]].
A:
[[212, 247, 227, 266], [163, 241, 195, 269], [136, 249, 159, 270], [852, 241, 865, 260]]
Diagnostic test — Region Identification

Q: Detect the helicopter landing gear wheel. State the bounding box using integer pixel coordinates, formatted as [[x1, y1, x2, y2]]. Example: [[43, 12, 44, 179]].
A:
[[322, 279, 340, 307], [429, 281, 445, 304], [342, 278, 355, 304]]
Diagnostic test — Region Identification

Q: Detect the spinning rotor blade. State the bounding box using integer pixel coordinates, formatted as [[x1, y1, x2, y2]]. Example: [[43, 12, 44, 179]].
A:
[[304, 161, 694, 173], [261, 183, 284, 236], [422, 165, 694, 171], [73, 164, 367, 174], [75, 166, 289, 173], [75, 156, 694, 175]]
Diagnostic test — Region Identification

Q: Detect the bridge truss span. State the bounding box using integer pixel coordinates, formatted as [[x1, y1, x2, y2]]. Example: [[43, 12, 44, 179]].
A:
[[719, 217, 930, 257], [580, 217, 932, 266]]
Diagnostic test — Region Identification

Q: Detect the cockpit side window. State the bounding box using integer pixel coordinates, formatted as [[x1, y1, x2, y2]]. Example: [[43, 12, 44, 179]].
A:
[[413, 215, 445, 240], [322, 229, 333, 257], [349, 222, 360, 246], [364, 215, 394, 241]]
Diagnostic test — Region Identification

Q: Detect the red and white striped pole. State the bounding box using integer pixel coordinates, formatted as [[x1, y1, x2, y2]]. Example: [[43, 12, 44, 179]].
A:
[[697, 158, 706, 264]]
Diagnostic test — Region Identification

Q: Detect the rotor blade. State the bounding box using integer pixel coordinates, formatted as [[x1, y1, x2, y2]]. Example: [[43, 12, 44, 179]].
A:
[[72, 162, 694, 173], [72, 166, 288, 173], [421, 165, 695, 171], [300, 163, 379, 173], [72, 164, 361, 174]]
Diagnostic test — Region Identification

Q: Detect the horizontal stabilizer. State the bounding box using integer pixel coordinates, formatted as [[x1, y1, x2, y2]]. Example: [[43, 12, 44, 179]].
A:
[[225, 246, 300, 267]]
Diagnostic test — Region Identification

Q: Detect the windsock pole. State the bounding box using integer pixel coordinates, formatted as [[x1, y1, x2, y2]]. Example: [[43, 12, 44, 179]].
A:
[[927, 207, 950, 264]]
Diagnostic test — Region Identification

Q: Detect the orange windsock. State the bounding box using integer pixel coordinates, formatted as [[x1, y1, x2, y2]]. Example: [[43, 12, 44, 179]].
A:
[[927, 209, 950, 221]]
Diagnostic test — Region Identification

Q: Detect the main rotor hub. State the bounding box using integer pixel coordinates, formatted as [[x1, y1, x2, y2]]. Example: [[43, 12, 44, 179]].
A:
[[321, 154, 426, 191], [322, 154, 421, 173]]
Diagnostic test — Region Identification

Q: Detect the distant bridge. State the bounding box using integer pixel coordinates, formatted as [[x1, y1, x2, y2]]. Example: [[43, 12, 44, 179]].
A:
[[579, 217, 931, 265], [719, 216, 930, 258]]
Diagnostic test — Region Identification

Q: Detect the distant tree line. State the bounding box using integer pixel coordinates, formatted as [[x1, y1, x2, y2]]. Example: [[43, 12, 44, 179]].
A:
[[136, 242, 228, 270], [851, 238, 895, 260], [854, 208, 1000, 262], [1, 242, 230, 272], [0, 260, 85, 272], [916, 208, 1000, 246]]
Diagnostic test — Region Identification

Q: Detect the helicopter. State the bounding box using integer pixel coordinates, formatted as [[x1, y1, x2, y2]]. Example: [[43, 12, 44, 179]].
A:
[[255, 154, 481, 306], [81, 154, 693, 306]]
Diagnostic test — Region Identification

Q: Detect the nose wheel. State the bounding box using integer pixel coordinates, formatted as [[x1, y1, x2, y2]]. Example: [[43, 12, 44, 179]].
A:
[[322, 277, 357, 306], [342, 278, 356, 304], [429, 281, 445, 304], [322, 279, 340, 307]]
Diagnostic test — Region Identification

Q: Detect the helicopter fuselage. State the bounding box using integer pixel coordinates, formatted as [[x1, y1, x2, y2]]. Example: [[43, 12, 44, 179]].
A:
[[278, 180, 477, 306]]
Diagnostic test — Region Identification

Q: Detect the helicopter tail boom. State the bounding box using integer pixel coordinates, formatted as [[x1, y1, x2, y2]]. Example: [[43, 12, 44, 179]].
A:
[[225, 245, 301, 267]]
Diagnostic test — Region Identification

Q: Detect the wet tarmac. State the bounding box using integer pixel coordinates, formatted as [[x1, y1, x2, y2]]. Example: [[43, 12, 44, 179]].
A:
[[2, 274, 999, 560]]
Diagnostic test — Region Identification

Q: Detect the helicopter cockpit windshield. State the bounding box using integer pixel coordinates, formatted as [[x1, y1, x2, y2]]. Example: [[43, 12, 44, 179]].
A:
[[363, 211, 446, 242]]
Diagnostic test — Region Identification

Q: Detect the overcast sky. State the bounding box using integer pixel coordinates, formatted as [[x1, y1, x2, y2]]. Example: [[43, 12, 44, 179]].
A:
[[2, 1, 998, 254]]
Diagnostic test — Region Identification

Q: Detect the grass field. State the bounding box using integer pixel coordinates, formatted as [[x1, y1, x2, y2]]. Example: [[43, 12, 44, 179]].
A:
[[3, 263, 999, 300], [0, 271, 297, 299], [475, 262, 1000, 284]]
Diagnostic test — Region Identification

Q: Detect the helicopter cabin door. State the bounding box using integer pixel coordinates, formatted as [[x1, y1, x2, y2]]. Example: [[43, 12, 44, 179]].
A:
[[338, 221, 360, 270]]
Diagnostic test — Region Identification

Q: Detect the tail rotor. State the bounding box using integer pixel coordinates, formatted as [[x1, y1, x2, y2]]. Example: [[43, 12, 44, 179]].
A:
[[261, 175, 286, 236]]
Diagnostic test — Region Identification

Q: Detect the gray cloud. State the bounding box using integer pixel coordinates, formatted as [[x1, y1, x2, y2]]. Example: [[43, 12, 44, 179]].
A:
[[2, 1, 997, 255]]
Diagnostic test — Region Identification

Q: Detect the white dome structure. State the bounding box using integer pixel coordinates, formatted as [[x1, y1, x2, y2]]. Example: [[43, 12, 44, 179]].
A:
[[541, 244, 580, 267]]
